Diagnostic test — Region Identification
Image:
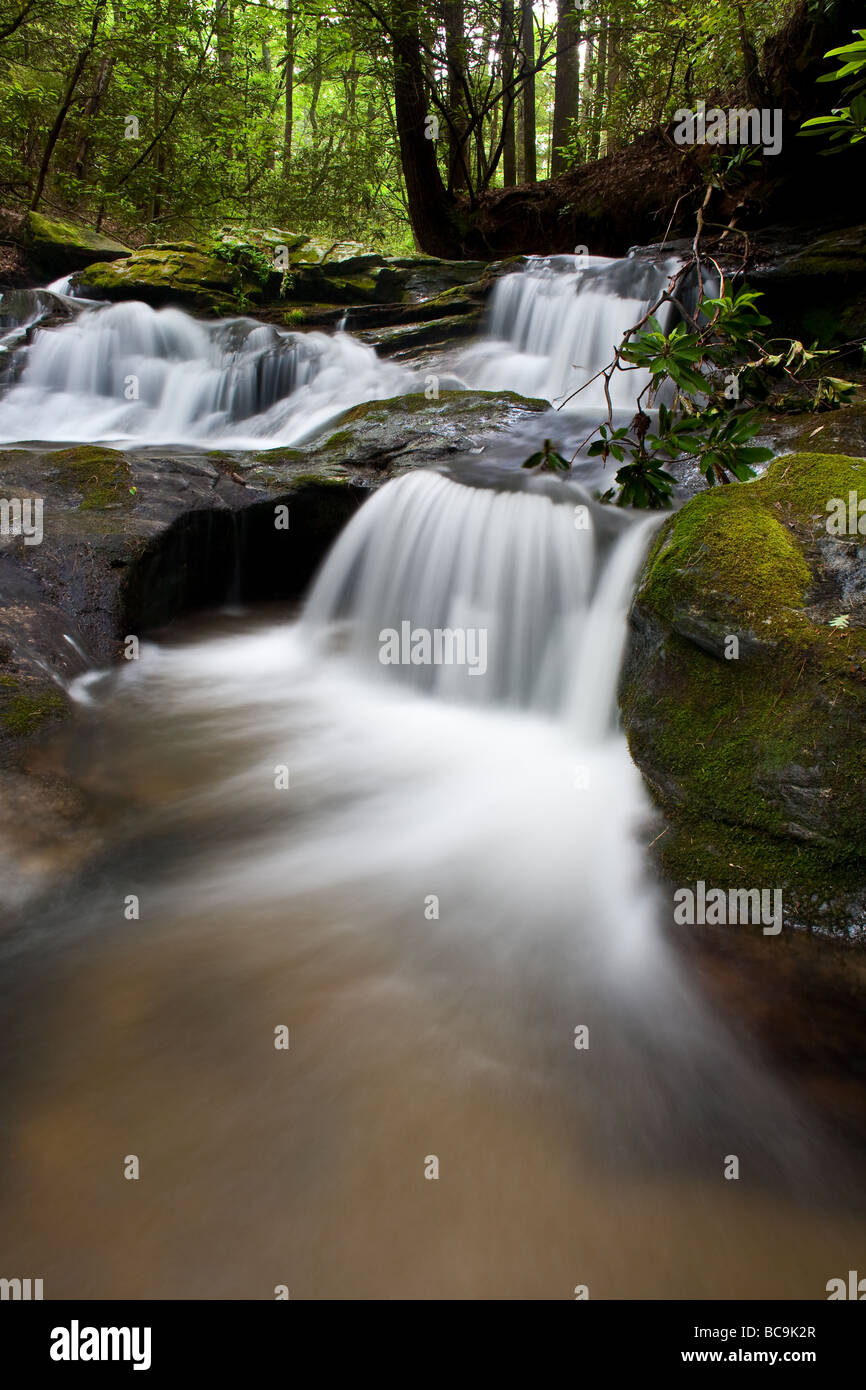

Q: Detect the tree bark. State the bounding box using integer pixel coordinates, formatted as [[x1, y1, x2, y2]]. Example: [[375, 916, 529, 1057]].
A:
[[551, 0, 581, 175], [441, 0, 470, 193], [518, 0, 536, 182], [391, 4, 460, 255], [73, 52, 115, 179], [590, 10, 607, 160], [501, 0, 517, 185], [283, 0, 294, 168]]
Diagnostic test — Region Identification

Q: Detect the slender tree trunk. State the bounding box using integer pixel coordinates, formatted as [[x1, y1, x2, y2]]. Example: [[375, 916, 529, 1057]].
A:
[[590, 11, 607, 159], [283, 0, 293, 168], [442, 0, 470, 193], [518, 0, 536, 182], [736, 3, 764, 107], [551, 0, 581, 174], [215, 0, 234, 158], [581, 32, 594, 160], [73, 52, 115, 179], [501, 0, 516, 185], [30, 0, 107, 210], [605, 9, 623, 152]]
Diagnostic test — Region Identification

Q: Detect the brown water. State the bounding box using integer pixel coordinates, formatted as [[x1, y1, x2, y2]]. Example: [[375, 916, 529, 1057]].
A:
[[1, 607, 864, 1301]]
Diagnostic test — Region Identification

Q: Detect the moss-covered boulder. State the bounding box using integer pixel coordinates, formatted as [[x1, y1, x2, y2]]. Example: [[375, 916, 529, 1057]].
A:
[[620, 451, 866, 934], [74, 247, 262, 313], [242, 389, 547, 485], [24, 212, 131, 275]]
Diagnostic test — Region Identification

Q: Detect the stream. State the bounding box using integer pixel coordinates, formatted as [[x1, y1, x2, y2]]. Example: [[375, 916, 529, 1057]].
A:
[[0, 255, 863, 1299]]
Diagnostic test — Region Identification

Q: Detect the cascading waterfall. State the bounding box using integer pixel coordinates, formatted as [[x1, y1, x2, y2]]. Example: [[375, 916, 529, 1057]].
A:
[[0, 296, 409, 445], [0, 255, 863, 1299], [459, 252, 680, 410]]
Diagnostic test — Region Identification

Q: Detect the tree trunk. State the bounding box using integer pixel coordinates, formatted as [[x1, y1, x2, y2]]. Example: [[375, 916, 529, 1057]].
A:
[[283, 0, 293, 168], [391, 5, 460, 256], [551, 0, 581, 175], [581, 32, 594, 160], [441, 0, 470, 193], [73, 51, 115, 179], [736, 3, 764, 107], [501, 0, 516, 186], [518, 0, 536, 182], [590, 11, 607, 160]]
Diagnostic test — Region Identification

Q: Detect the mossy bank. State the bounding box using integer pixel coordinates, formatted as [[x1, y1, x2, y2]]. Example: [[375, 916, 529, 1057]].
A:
[[620, 452, 866, 939]]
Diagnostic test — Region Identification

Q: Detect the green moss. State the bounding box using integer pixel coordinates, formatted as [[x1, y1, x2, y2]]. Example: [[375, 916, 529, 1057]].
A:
[[622, 451, 866, 878], [322, 429, 354, 450], [51, 446, 134, 510], [25, 212, 129, 257], [335, 389, 547, 425], [289, 473, 350, 489], [76, 248, 260, 311], [0, 676, 67, 736], [761, 450, 866, 524], [643, 486, 811, 628]]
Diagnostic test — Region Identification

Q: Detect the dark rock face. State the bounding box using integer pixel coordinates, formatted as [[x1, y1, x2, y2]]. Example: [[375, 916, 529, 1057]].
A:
[[632, 222, 866, 347], [620, 451, 866, 936], [0, 387, 545, 683]]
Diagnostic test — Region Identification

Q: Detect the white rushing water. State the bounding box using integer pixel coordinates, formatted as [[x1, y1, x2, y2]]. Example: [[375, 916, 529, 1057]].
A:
[[1, 256, 861, 1298], [459, 252, 679, 410], [0, 252, 681, 445], [0, 298, 409, 446]]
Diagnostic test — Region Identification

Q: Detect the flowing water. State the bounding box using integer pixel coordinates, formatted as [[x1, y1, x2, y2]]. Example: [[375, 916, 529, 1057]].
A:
[[0, 257, 863, 1299]]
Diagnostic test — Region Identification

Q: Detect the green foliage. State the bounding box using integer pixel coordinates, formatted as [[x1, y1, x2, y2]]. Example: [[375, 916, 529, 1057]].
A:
[[521, 439, 570, 472], [212, 239, 273, 289], [621, 319, 707, 395], [800, 28, 866, 149], [0, 0, 802, 245], [577, 273, 860, 508]]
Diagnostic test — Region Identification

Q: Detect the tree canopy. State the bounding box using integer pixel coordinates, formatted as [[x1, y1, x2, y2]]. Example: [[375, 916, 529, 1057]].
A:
[[0, 0, 812, 252]]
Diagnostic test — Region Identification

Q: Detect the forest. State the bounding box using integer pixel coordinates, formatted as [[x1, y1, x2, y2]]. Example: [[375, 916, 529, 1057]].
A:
[[0, 0, 798, 253]]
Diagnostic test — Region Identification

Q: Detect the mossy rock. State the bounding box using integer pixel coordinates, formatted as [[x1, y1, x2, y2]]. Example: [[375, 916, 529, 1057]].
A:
[[0, 674, 67, 737], [74, 248, 262, 314], [620, 451, 866, 932], [50, 446, 135, 510], [24, 212, 130, 273]]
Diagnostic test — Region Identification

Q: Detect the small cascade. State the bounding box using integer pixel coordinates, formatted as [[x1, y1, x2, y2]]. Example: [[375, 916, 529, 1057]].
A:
[[0, 297, 408, 445], [459, 252, 682, 410], [303, 467, 656, 718]]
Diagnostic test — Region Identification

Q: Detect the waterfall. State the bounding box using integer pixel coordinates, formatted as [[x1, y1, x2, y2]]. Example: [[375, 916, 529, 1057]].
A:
[[0, 298, 408, 446], [302, 467, 656, 719], [459, 252, 680, 410], [0, 251, 690, 446], [0, 254, 861, 1302]]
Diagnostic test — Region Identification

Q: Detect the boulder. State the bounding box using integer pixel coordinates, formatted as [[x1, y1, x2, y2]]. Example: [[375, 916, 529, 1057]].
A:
[[24, 212, 131, 275], [74, 247, 263, 314], [620, 451, 866, 936]]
